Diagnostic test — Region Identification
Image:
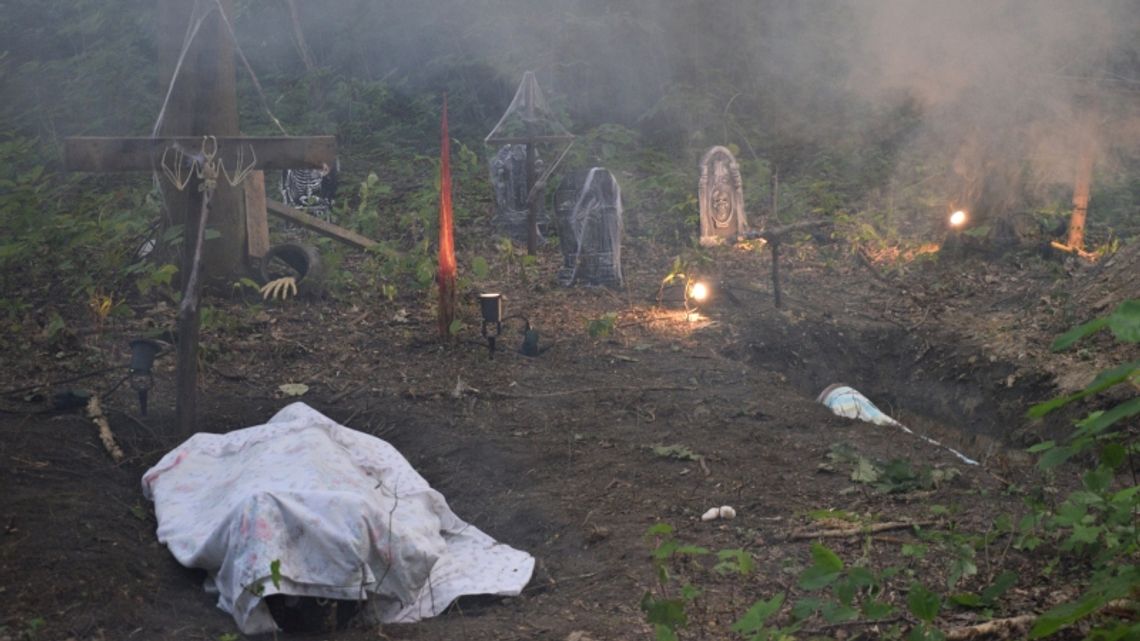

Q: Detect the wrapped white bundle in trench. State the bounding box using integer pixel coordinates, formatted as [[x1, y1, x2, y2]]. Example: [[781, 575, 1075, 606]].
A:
[[142, 402, 535, 634], [817, 384, 978, 465]]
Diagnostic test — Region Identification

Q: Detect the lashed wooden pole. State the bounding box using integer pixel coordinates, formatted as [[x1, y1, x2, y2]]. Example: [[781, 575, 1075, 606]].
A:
[[437, 95, 458, 340], [1068, 138, 1094, 253]]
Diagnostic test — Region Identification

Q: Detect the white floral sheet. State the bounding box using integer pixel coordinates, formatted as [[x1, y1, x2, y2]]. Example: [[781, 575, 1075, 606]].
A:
[[142, 402, 534, 634]]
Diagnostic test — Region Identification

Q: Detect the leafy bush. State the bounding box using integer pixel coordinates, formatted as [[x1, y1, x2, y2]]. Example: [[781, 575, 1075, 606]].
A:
[[0, 134, 161, 323], [1025, 300, 1139, 638]]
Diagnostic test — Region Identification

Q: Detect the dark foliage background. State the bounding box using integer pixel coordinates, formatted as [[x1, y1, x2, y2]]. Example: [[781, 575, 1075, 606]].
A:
[[1, 0, 1138, 314]]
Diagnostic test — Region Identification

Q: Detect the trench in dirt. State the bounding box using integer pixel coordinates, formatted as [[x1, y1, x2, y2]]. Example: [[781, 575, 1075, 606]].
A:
[[731, 314, 1054, 462], [117, 305, 1058, 637]]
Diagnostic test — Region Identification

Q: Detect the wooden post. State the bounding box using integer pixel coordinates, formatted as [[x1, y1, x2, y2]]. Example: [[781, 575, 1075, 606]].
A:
[[1068, 140, 1094, 252], [158, 0, 246, 284], [771, 169, 779, 220], [525, 132, 538, 255], [244, 171, 270, 261], [770, 241, 782, 308], [524, 75, 542, 254], [157, 0, 239, 435], [755, 220, 831, 310]]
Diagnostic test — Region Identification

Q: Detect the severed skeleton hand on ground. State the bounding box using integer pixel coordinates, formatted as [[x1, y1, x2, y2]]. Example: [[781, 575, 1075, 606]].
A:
[[259, 277, 297, 301]]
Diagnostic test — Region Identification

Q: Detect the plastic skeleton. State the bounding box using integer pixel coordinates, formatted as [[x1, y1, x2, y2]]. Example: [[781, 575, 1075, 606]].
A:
[[160, 135, 257, 193], [281, 161, 338, 221], [159, 137, 295, 299], [259, 276, 297, 301]]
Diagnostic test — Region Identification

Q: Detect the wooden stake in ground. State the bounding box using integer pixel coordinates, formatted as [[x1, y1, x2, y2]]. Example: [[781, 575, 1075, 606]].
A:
[[1068, 135, 1095, 253], [753, 219, 830, 309], [437, 95, 458, 340]]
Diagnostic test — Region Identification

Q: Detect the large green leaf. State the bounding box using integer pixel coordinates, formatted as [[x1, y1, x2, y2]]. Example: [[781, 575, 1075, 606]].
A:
[[1037, 445, 1076, 470], [1051, 316, 1109, 351], [732, 594, 785, 634], [1028, 360, 1140, 418], [810, 542, 844, 572], [1030, 592, 1110, 638], [907, 583, 941, 623], [641, 594, 688, 629], [1077, 397, 1140, 437], [799, 565, 841, 590], [979, 571, 1018, 604], [1108, 300, 1140, 342]]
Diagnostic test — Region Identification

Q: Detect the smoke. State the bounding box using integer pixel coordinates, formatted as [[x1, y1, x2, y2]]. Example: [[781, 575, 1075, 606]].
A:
[[252, 0, 1136, 225], [4, 0, 1135, 227], [847, 0, 1139, 220]]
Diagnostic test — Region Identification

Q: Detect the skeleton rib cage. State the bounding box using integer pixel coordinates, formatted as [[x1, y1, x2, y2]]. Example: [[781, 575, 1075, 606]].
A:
[[281, 158, 339, 221]]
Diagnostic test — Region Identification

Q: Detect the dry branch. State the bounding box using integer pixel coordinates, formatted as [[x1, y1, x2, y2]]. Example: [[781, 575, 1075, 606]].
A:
[[487, 385, 698, 399], [789, 520, 936, 540], [944, 614, 1037, 640], [755, 219, 831, 242], [86, 396, 124, 463]]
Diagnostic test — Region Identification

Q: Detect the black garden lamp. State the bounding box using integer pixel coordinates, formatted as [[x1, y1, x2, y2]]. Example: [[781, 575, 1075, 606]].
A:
[[128, 338, 163, 416], [479, 293, 503, 359]]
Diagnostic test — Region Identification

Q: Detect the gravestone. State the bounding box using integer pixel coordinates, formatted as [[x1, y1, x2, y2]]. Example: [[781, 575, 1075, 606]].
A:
[[484, 71, 574, 254], [490, 144, 547, 243], [698, 146, 747, 246], [556, 167, 623, 287]]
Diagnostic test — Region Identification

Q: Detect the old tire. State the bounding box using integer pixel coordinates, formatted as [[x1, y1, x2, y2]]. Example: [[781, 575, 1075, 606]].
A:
[[259, 243, 324, 296]]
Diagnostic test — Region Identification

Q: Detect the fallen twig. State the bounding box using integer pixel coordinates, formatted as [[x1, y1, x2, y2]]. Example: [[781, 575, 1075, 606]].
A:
[[855, 247, 894, 285], [801, 615, 905, 635], [486, 385, 698, 399], [944, 614, 1037, 640], [789, 520, 936, 540], [86, 396, 124, 464], [328, 384, 363, 404]]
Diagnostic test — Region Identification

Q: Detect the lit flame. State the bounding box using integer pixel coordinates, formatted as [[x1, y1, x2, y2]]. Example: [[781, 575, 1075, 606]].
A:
[[689, 281, 709, 303], [949, 210, 967, 227]]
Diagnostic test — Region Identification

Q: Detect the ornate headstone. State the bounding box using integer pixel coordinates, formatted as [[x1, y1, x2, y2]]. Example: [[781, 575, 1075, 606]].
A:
[[490, 144, 547, 243], [556, 167, 623, 288], [698, 146, 747, 246]]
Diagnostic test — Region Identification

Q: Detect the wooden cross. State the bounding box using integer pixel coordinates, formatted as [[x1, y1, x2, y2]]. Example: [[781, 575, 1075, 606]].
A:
[[62, 0, 335, 434], [486, 72, 574, 255]]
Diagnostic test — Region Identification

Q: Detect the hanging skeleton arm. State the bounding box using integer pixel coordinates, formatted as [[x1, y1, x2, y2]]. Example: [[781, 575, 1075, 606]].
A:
[[159, 136, 257, 192]]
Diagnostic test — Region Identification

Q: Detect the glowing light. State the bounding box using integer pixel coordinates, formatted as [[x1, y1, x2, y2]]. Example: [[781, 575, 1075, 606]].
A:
[[949, 210, 968, 227], [689, 281, 709, 302]]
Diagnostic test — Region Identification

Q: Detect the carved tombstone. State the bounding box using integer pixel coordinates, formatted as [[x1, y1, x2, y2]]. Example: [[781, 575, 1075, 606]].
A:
[[490, 144, 546, 243], [556, 167, 623, 287], [698, 146, 747, 245]]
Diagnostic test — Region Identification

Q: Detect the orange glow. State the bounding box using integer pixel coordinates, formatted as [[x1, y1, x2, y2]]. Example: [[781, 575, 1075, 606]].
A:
[[689, 281, 709, 302], [949, 210, 968, 227]]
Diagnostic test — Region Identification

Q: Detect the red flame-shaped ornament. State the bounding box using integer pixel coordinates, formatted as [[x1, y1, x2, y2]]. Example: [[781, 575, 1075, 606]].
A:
[[437, 95, 457, 339]]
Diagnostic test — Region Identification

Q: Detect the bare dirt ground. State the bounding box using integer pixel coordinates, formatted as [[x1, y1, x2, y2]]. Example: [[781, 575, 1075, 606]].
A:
[[2, 234, 1137, 641]]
